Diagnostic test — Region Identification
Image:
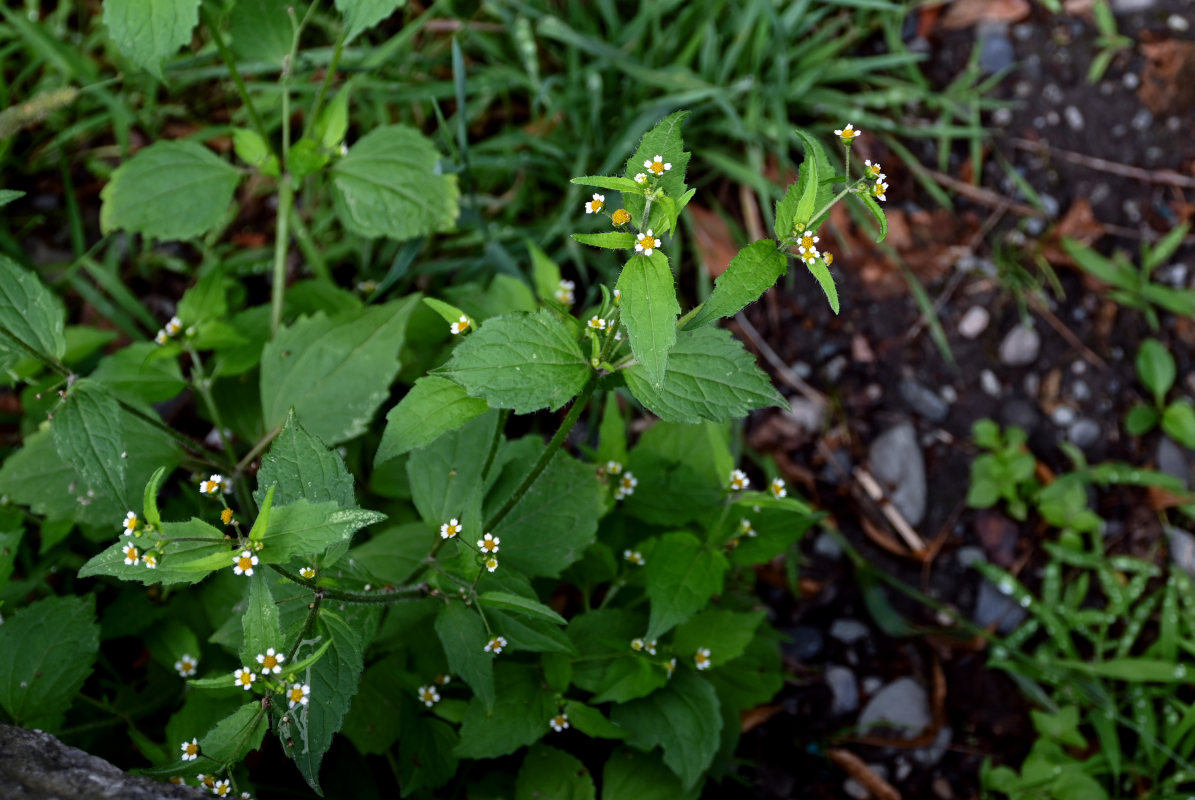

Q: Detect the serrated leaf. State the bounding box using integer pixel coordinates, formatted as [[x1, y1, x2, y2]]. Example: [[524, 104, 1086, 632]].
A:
[[435, 601, 495, 713], [331, 125, 458, 240], [791, 130, 820, 228], [232, 128, 278, 175], [623, 422, 729, 527], [591, 656, 669, 704], [479, 591, 567, 625], [0, 254, 66, 363], [176, 271, 229, 326], [489, 448, 604, 579], [570, 175, 645, 194], [341, 654, 406, 755], [572, 232, 636, 251], [436, 309, 591, 414], [623, 112, 691, 237], [609, 670, 721, 790], [0, 529, 21, 591], [0, 595, 99, 731], [859, 191, 888, 242], [602, 748, 700, 800], [90, 343, 186, 404], [1163, 401, 1195, 449], [260, 299, 417, 446], [625, 327, 785, 423], [617, 251, 678, 389], [201, 702, 268, 763], [280, 610, 364, 793], [774, 180, 802, 241], [230, 0, 296, 65], [102, 0, 200, 77], [644, 532, 728, 641], [805, 256, 840, 315], [376, 376, 490, 464], [672, 609, 765, 666], [259, 500, 385, 563], [488, 609, 576, 656], [516, 744, 596, 800], [52, 380, 128, 511], [335, 0, 404, 41], [563, 700, 627, 740], [397, 714, 459, 793], [407, 411, 498, 535], [79, 517, 229, 585], [686, 240, 787, 329], [240, 574, 283, 667], [1137, 339, 1176, 405], [255, 411, 357, 509], [455, 662, 555, 759], [100, 140, 240, 239]]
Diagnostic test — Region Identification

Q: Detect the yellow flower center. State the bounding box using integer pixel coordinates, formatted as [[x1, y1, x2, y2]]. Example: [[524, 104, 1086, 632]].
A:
[[125, 547, 137, 559], [203, 776, 215, 787], [239, 673, 252, 686], [612, 209, 630, 225], [589, 200, 604, 212], [263, 655, 278, 670], [641, 236, 656, 250], [185, 743, 198, 756], [696, 653, 709, 665], [290, 688, 303, 703], [221, 508, 233, 524], [238, 556, 253, 571], [650, 161, 665, 174]]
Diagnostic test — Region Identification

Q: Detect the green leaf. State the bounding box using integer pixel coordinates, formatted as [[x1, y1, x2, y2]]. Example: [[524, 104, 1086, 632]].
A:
[[570, 175, 645, 194], [90, 343, 186, 404], [280, 609, 364, 793], [672, 609, 765, 667], [774, 181, 802, 241], [0, 529, 21, 592], [0, 254, 66, 363], [436, 309, 591, 414], [376, 376, 490, 464], [644, 532, 729, 641], [617, 251, 679, 389], [100, 140, 240, 239], [397, 715, 459, 793], [703, 631, 784, 711], [176, 271, 229, 327], [489, 448, 604, 579], [488, 609, 576, 656], [455, 662, 555, 759], [240, 574, 283, 667], [254, 411, 357, 509], [52, 380, 128, 511], [623, 112, 691, 236], [422, 296, 469, 326], [229, 0, 296, 65], [685, 240, 788, 329], [609, 670, 722, 790], [1053, 658, 1195, 682], [479, 591, 566, 625], [79, 517, 230, 585], [789, 134, 819, 230], [335, 0, 404, 41], [260, 299, 418, 446], [858, 191, 888, 242], [102, 0, 199, 77], [249, 485, 274, 544], [624, 327, 785, 423], [572, 232, 636, 251], [805, 256, 840, 315], [563, 701, 627, 740], [316, 85, 351, 151], [624, 422, 729, 527], [351, 522, 433, 585], [597, 391, 628, 467], [200, 702, 268, 763], [435, 601, 495, 713], [0, 595, 99, 731], [407, 411, 498, 534], [1125, 403, 1159, 436], [602, 747, 699, 800], [288, 138, 329, 180], [142, 465, 168, 528], [231, 128, 279, 175], [443, 274, 538, 320], [1137, 339, 1176, 405], [341, 655, 406, 755], [591, 656, 669, 704], [0, 190, 25, 208], [331, 125, 458, 240], [516, 744, 596, 800], [259, 500, 385, 563], [1163, 401, 1195, 449], [527, 240, 563, 304], [1062, 238, 1133, 290]]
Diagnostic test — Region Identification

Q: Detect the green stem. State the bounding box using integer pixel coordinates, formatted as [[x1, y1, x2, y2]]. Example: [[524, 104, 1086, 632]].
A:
[[0, 322, 68, 377], [284, 592, 322, 664], [303, 24, 346, 141], [270, 563, 429, 605], [271, 175, 293, 335], [186, 347, 238, 464], [807, 186, 853, 232], [200, 7, 276, 161], [485, 375, 597, 531], [237, 425, 283, 474], [288, 205, 330, 282]]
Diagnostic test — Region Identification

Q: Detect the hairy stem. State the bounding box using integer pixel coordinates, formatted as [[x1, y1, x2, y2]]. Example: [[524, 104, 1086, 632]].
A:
[[201, 7, 276, 161]]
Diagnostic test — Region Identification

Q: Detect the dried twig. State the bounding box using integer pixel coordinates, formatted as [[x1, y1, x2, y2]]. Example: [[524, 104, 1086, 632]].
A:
[[826, 749, 902, 800], [1010, 137, 1195, 190], [732, 312, 826, 407], [1026, 292, 1107, 369], [854, 467, 929, 553]]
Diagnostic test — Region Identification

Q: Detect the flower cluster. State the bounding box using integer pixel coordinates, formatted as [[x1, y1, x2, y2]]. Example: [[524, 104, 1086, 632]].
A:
[[630, 638, 658, 655], [614, 472, 637, 500], [729, 469, 750, 492], [199, 474, 230, 495], [154, 316, 183, 346], [417, 685, 441, 707], [450, 315, 470, 335], [623, 549, 645, 566], [739, 518, 757, 538], [549, 713, 570, 732], [587, 316, 607, 331], [484, 636, 508, 655], [554, 279, 575, 306]]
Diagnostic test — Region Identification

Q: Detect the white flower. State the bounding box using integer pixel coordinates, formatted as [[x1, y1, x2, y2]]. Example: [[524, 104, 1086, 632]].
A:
[[199, 474, 223, 495], [584, 193, 605, 214], [180, 738, 199, 761], [872, 180, 888, 202], [606, 460, 623, 475], [165, 316, 183, 337], [485, 556, 499, 573], [154, 329, 169, 346], [232, 550, 258, 577], [834, 123, 860, 143], [634, 230, 660, 257], [644, 155, 672, 175], [287, 682, 311, 708], [212, 779, 231, 797], [450, 315, 470, 335], [122, 544, 140, 566], [417, 685, 441, 707], [633, 173, 648, 185], [740, 518, 757, 538], [549, 713, 570, 732], [484, 636, 508, 654], [554, 279, 576, 306], [233, 667, 257, 691], [256, 647, 286, 675], [729, 469, 750, 491], [770, 477, 787, 499], [614, 471, 638, 500], [631, 637, 646, 651], [299, 566, 316, 580], [666, 657, 677, 677], [587, 316, 607, 331], [646, 640, 658, 655], [122, 511, 138, 536], [439, 518, 462, 539], [477, 533, 500, 553], [623, 549, 645, 565], [174, 654, 198, 678], [143, 553, 158, 569], [694, 647, 712, 670], [864, 159, 883, 180]]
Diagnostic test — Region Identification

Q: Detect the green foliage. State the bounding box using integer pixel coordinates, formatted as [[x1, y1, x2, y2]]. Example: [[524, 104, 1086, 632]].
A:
[[102, 0, 199, 77], [1126, 338, 1195, 448], [966, 420, 1039, 520]]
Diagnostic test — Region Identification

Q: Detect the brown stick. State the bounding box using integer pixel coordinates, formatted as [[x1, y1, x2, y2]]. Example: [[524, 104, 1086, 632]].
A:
[[1010, 137, 1195, 190]]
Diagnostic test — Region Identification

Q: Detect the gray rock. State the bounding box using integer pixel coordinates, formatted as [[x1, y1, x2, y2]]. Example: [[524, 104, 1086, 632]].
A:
[[1158, 437, 1192, 488], [1112, 0, 1158, 10], [0, 722, 205, 799], [858, 677, 932, 738], [826, 665, 860, 715], [1051, 406, 1076, 426], [900, 379, 950, 423], [913, 726, 955, 767], [1000, 398, 1040, 433], [814, 530, 845, 560], [1064, 106, 1085, 131], [1168, 13, 1190, 31], [999, 324, 1041, 367], [973, 577, 1028, 634], [956, 546, 987, 568], [829, 619, 870, 645], [958, 306, 991, 339], [1067, 418, 1101, 450], [981, 370, 1002, 397], [782, 625, 825, 662], [1157, 263, 1189, 289], [787, 397, 827, 434], [1168, 526, 1195, 577], [869, 423, 928, 526], [824, 355, 848, 383], [977, 21, 1015, 74]]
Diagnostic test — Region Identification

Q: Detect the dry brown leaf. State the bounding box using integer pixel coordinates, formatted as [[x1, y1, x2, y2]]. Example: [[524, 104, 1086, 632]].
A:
[[1140, 39, 1195, 115], [740, 705, 782, 734], [1055, 197, 1104, 245], [940, 0, 1029, 30]]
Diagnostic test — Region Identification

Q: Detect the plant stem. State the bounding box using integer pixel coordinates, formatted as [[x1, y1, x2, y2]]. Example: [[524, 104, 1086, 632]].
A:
[[237, 425, 283, 474], [271, 175, 293, 335], [303, 24, 346, 141], [200, 7, 276, 161], [485, 375, 597, 531], [270, 563, 429, 605]]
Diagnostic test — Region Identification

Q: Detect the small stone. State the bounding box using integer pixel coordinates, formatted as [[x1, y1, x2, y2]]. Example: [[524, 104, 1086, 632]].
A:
[[992, 107, 1013, 126], [981, 370, 1002, 397], [814, 531, 845, 560], [977, 21, 1015, 74], [973, 578, 1028, 634], [861, 676, 883, 694], [900, 379, 950, 423], [1042, 83, 1064, 104], [825, 666, 859, 715], [791, 361, 812, 379], [1051, 406, 1076, 426], [1131, 108, 1153, 132], [914, 726, 954, 767], [933, 777, 955, 800], [1123, 71, 1140, 89], [824, 355, 848, 383], [940, 385, 958, 404], [829, 619, 870, 645], [1067, 418, 1101, 450], [869, 423, 928, 526], [1168, 13, 1190, 31], [782, 625, 825, 662], [1156, 263, 1189, 288], [844, 764, 889, 800], [956, 546, 987, 568], [999, 324, 1040, 366], [1111, 0, 1157, 9], [859, 677, 931, 738], [787, 397, 827, 434], [1072, 380, 1091, 402], [1169, 526, 1195, 578], [1157, 437, 1192, 488], [958, 306, 991, 339], [1064, 105, 1084, 131]]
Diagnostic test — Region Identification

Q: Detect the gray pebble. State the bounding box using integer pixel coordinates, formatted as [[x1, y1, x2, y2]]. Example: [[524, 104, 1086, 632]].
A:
[[1052, 406, 1077, 426], [1131, 109, 1153, 132], [782, 625, 824, 662], [1158, 437, 1192, 488], [1071, 380, 1091, 402], [859, 677, 931, 737], [1001, 398, 1040, 434], [978, 21, 1015, 74], [823, 355, 847, 383], [1111, 0, 1157, 9], [914, 726, 955, 767], [956, 546, 987, 568], [958, 306, 991, 339], [792, 361, 812, 379], [829, 619, 870, 645], [825, 665, 859, 715], [1168, 13, 1190, 31], [1064, 106, 1085, 131], [1067, 418, 1101, 449], [999, 324, 1041, 367], [814, 530, 845, 560], [1123, 71, 1140, 90], [900, 378, 951, 423], [869, 423, 928, 526], [981, 370, 1002, 397], [973, 578, 1028, 634]]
